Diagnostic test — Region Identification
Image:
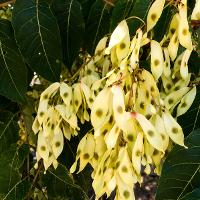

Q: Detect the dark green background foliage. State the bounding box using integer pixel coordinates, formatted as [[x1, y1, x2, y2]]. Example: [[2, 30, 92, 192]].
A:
[[0, 0, 199, 199]]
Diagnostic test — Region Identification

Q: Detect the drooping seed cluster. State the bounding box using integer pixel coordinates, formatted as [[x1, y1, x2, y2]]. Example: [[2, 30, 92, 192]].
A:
[[33, 0, 198, 199]]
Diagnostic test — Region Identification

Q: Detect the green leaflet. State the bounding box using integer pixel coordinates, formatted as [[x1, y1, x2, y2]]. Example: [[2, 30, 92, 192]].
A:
[[156, 129, 200, 200], [0, 19, 27, 103], [12, 0, 62, 82]]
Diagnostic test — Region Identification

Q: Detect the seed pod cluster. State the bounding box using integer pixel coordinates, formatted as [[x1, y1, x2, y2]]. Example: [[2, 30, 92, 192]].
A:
[[33, 0, 197, 198]]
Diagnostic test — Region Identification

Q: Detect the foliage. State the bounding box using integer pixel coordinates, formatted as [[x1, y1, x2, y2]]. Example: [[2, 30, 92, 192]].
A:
[[0, 0, 199, 199]]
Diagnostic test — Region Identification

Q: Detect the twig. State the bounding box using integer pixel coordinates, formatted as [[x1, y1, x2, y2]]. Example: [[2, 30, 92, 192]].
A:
[[0, 0, 15, 8]]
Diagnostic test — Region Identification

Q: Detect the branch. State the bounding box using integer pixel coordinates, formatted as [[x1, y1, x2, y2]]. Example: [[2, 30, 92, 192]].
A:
[[0, 0, 15, 8]]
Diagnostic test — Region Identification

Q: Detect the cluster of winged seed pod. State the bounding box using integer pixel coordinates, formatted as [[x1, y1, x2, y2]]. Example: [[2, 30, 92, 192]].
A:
[[33, 0, 198, 198]]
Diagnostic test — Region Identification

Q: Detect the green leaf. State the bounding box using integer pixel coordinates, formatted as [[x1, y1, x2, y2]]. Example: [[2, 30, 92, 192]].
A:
[[0, 111, 19, 153], [42, 164, 89, 200], [110, 0, 134, 31], [0, 19, 27, 103], [178, 87, 200, 136], [12, 0, 62, 82], [156, 129, 200, 200], [180, 188, 200, 200], [0, 144, 30, 199], [77, 0, 95, 20], [84, 0, 111, 54], [51, 0, 85, 69], [128, 0, 152, 34], [153, 6, 172, 42]]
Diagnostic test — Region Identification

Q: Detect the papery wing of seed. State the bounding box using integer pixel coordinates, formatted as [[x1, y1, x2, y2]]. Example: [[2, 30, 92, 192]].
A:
[[168, 30, 179, 61], [163, 111, 186, 147], [91, 135, 107, 168], [105, 20, 129, 54], [142, 69, 159, 98], [112, 86, 129, 131], [67, 113, 78, 130], [163, 48, 171, 77], [82, 74, 99, 88], [73, 83, 82, 113], [161, 74, 174, 94], [37, 100, 48, 124], [92, 151, 111, 196], [110, 47, 119, 67], [130, 29, 143, 69], [107, 175, 117, 197], [94, 118, 113, 138], [81, 82, 93, 109], [135, 82, 149, 115], [52, 125, 64, 159], [134, 113, 164, 152], [151, 40, 164, 80], [103, 169, 116, 197], [172, 52, 184, 79], [144, 138, 154, 164], [55, 104, 71, 121], [132, 132, 143, 175], [102, 56, 111, 77], [93, 172, 105, 199], [154, 114, 169, 151], [94, 36, 108, 62], [152, 150, 163, 175], [178, 4, 193, 50], [105, 123, 121, 149], [180, 49, 192, 80], [191, 0, 200, 20], [40, 82, 60, 100], [42, 107, 55, 137], [144, 163, 151, 175], [91, 78, 104, 91], [70, 134, 87, 173], [147, 0, 165, 32], [116, 32, 130, 63], [37, 131, 49, 161], [32, 116, 40, 134], [116, 173, 136, 200], [141, 32, 150, 47], [172, 73, 191, 91], [164, 87, 190, 109], [177, 86, 196, 117], [53, 159, 58, 170], [78, 133, 95, 173], [91, 87, 112, 129], [60, 82, 72, 106], [38, 83, 60, 124], [43, 152, 55, 171], [61, 121, 71, 140], [167, 13, 179, 39], [129, 35, 137, 53], [118, 147, 137, 186], [84, 109, 90, 122]]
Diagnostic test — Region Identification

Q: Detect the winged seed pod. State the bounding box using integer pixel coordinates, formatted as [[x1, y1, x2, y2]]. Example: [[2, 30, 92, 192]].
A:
[[150, 40, 164, 80], [105, 20, 129, 54], [147, 0, 165, 32], [132, 132, 143, 175], [162, 112, 186, 147], [168, 30, 179, 61], [168, 13, 179, 39], [191, 0, 200, 20], [37, 82, 60, 124], [180, 49, 192, 80], [177, 86, 196, 117], [132, 112, 164, 152], [178, 0, 193, 50]]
